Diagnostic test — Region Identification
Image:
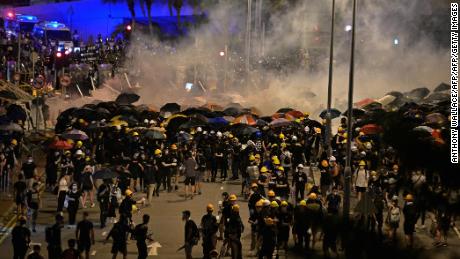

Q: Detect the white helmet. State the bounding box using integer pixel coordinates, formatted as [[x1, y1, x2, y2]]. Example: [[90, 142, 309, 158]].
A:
[[329, 156, 336, 162], [197, 127, 202, 132], [351, 145, 358, 152], [149, 120, 155, 125], [292, 136, 298, 141], [75, 150, 83, 156], [144, 119, 149, 124], [210, 130, 215, 134], [365, 142, 372, 150], [203, 131, 208, 135], [297, 164, 304, 168], [216, 131, 223, 137], [360, 151, 366, 156], [304, 126, 310, 133]]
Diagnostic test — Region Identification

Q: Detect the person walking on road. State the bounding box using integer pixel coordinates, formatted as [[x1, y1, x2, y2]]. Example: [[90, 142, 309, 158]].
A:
[[183, 151, 197, 200], [97, 179, 111, 228], [61, 239, 79, 259], [201, 204, 219, 259], [403, 194, 417, 248], [76, 211, 95, 259], [46, 214, 65, 259], [80, 165, 95, 208], [225, 204, 244, 259], [26, 182, 41, 232], [57, 173, 70, 212], [12, 216, 31, 259], [14, 174, 27, 216], [105, 221, 132, 259], [182, 210, 199, 259], [134, 214, 154, 259], [21, 155, 37, 190], [65, 183, 81, 226]]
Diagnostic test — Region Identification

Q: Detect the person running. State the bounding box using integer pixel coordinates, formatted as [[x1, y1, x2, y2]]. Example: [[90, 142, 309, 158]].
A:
[[46, 214, 65, 259], [61, 239, 79, 259], [14, 174, 27, 216], [26, 182, 41, 232], [76, 212, 95, 259], [200, 204, 218, 259], [27, 245, 44, 259], [119, 189, 145, 225], [12, 216, 30, 259], [133, 214, 154, 259], [182, 210, 199, 259]]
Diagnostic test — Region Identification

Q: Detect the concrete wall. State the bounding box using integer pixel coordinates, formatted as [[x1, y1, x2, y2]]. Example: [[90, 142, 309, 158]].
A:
[[7, 0, 193, 40]]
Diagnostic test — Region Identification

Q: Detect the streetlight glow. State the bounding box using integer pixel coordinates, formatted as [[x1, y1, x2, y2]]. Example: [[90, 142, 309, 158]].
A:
[[219, 51, 225, 57], [345, 25, 352, 32]]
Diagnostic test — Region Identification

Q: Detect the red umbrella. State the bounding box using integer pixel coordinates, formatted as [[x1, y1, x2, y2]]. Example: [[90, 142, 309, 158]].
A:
[[286, 110, 304, 119], [360, 124, 383, 135], [354, 98, 375, 108], [233, 114, 257, 126], [271, 113, 285, 120], [49, 140, 73, 150], [270, 118, 292, 128]]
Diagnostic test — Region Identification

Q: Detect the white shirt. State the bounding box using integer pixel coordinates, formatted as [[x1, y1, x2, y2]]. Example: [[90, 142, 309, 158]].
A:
[[355, 168, 369, 188], [58, 177, 68, 192]]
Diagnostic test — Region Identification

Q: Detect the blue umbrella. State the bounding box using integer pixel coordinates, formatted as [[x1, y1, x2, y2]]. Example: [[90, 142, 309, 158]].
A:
[[208, 117, 229, 127]]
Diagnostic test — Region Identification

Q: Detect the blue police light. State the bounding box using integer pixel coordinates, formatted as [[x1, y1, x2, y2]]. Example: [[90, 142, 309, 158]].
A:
[[45, 21, 65, 29], [17, 15, 38, 22]]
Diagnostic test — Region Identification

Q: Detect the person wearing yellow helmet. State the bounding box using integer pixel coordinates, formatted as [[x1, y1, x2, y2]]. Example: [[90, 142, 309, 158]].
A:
[[201, 203, 218, 257], [75, 140, 83, 148], [403, 193, 417, 248], [270, 200, 279, 208], [277, 199, 292, 252], [119, 188, 146, 224], [154, 149, 162, 156], [11, 138, 18, 146], [354, 160, 369, 201], [225, 204, 244, 258], [279, 133, 285, 140], [259, 217, 277, 258]]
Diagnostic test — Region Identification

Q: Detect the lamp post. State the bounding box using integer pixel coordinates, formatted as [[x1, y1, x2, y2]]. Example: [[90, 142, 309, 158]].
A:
[[325, 0, 336, 157], [343, 0, 357, 220]]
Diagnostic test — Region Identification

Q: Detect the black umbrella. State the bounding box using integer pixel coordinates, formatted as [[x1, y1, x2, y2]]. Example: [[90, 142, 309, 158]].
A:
[[319, 108, 341, 119], [276, 107, 294, 113], [0, 122, 23, 132], [0, 90, 18, 100], [160, 103, 181, 114], [223, 107, 241, 117], [116, 105, 138, 117], [94, 168, 119, 179], [226, 102, 244, 109], [234, 125, 259, 137], [385, 91, 403, 98], [116, 92, 140, 105], [405, 87, 430, 101], [73, 107, 96, 121], [97, 101, 119, 114], [82, 103, 98, 110], [144, 130, 166, 140], [434, 82, 450, 92], [6, 104, 27, 122], [424, 92, 449, 103], [95, 107, 112, 120], [342, 108, 366, 117], [305, 119, 322, 129], [178, 118, 206, 130], [182, 107, 213, 117], [362, 102, 383, 111]]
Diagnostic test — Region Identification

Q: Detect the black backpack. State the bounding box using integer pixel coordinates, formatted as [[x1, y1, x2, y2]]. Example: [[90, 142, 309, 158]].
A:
[[190, 220, 200, 245], [45, 226, 54, 244]]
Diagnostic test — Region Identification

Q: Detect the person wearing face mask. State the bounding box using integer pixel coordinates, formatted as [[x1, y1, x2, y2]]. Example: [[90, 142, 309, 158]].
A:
[[21, 155, 37, 190], [353, 160, 369, 201], [326, 186, 341, 215], [65, 183, 81, 226]]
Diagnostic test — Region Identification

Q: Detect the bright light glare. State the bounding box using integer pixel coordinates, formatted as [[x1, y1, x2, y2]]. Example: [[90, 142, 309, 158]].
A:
[[345, 25, 352, 32], [185, 83, 193, 91], [393, 38, 399, 45], [219, 51, 225, 57]]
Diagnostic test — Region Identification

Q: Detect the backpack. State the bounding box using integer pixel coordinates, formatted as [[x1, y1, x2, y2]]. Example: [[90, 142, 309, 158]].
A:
[[389, 207, 400, 223], [190, 220, 200, 245], [45, 226, 54, 243]]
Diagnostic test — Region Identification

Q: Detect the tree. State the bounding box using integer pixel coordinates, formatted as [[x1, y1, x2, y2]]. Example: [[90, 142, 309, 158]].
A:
[[168, 0, 183, 27], [102, 0, 136, 24]]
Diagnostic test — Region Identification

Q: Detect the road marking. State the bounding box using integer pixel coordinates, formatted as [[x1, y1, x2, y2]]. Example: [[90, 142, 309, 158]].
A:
[[91, 250, 97, 256], [148, 241, 162, 256], [102, 231, 107, 237]]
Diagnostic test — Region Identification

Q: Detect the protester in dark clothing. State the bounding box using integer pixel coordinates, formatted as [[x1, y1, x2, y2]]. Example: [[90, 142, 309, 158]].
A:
[[225, 205, 244, 259], [183, 210, 199, 259], [61, 239, 79, 259], [14, 174, 27, 216], [200, 204, 218, 259], [21, 155, 37, 189], [326, 187, 341, 215], [134, 214, 153, 259], [66, 183, 81, 225], [12, 216, 30, 259], [26, 182, 41, 232], [403, 194, 417, 248], [47, 214, 64, 259], [105, 221, 132, 259], [97, 179, 111, 228], [292, 164, 307, 201], [259, 217, 277, 259], [76, 212, 95, 258], [27, 245, 44, 259]]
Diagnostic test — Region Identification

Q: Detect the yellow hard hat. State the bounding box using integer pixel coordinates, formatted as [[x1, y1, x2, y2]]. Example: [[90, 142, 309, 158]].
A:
[[232, 204, 240, 212], [249, 155, 256, 161], [279, 133, 285, 139], [85, 156, 91, 162], [67, 139, 74, 145], [76, 140, 83, 147], [315, 127, 322, 134], [338, 127, 344, 133], [281, 143, 287, 148], [170, 144, 177, 150], [304, 112, 310, 116], [260, 166, 268, 173], [299, 200, 307, 206], [370, 171, 378, 177], [273, 159, 280, 165], [78, 118, 85, 124], [359, 160, 366, 166], [281, 201, 289, 207], [11, 139, 17, 146], [255, 199, 264, 207], [228, 134, 234, 139], [270, 201, 279, 208], [321, 160, 329, 167], [277, 166, 284, 171], [295, 119, 301, 123], [405, 194, 414, 201], [271, 156, 278, 161], [132, 131, 139, 136], [64, 150, 71, 155], [268, 190, 275, 197], [229, 194, 237, 201], [125, 189, 133, 196], [251, 183, 258, 189], [264, 217, 275, 226], [154, 149, 162, 155], [343, 132, 348, 138], [308, 193, 317, 200], [254, 154, 261, 159], [206, 204, 214, 212], [271, 143, 278, 148]]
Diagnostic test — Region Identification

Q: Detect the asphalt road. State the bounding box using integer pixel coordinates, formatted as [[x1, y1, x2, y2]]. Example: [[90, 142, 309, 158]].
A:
[[0, 170, 459, 258]]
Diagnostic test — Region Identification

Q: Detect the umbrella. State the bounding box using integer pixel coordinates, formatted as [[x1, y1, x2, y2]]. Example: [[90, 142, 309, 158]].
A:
[[73, 107, 95, 121], [160, 103, 181, 114], [182, 107, 213, 117], [405, 87, 430, 100], [97, 101, 119, 114], [354, 98, 375, 108], [234, 126, 259, 137], [286, 110, 304, 119], [178, 118, 206, 130], [233, 114, 257, 126], [305, 119, 322, 129], [425, 113, 447, 125], [362, 102, 383, 111], [61, 129, 89, 140], [342, 108, 366, 117], [255, 119, 269, 127], [0, 90, 18, 100], [190, 114, 208, 123], [201, 103, 223, 111], [423, 92, 449, 103], [271, 113, 285, 120], [434, 82, 450, 92], [177, 132, 192, 143], [376, 95, 396, 106], [94, 168, 118, 179], [248, 107, 262, 116], [95, 107, 112, 119], [208, 117, 229, 127], [0, 122, 23, 132], [413, 126, 434, 134], [386, 91, 403, 98], [116, 92, 140, 104], [223, 107, 242, 117], [226, 102, 244, 109], [144, 130, 166, 140], [49, 140, 73, 150], [109, 120, 129, 127], [276, 107, 294, 113], [319, 108, 341, 119], [360, 124, 383, 135], [270, 118, 291, 127], [6, 104, 27, 122]]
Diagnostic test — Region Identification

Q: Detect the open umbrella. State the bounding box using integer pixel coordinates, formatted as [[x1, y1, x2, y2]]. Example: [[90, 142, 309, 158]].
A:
[[405, 87, 430, 101], [233, 114, 257, 126], [434, 82, 450, 92], [109, 120, 129, 127], [0, 122, 23, 132], [73, 107, 95, 121], [386, 91, 403, 98], [0, 90, 18, 100], [270, 118, 291, 127], [144, 130, 166, 140], [208, 117, 229, 128], [178, 118, 206, 130], [319, 108, 341, 119], [226, 102, 244, 109], [94, 168, 119, 179], [423, 92, 449, 103], [342, 108, 366, 117], [233, 125, 259, 137], [49, 140, 73, 150], [6, 104, 27, 122], [286, 110, 304, 119], [360, 124, 383, 135], [160, 103, 181, 114], [376, 95, 396, 106], [223, 107, 242, 117], [61, 129, 89, 140], [277, 107, 294, 113], [354, 98, 375, 108], [425, 113, 447, 125], [116, 92, 140, 105], [177, 132, 192, 143], [362, 102, 383, 111], [413, 126, 434, 134], [201, 103, 223, 111]]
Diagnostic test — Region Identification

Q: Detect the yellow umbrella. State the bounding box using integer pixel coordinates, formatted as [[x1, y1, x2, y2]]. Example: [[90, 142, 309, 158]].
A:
[[165, 114, 187, 125], [109, 120, 129, 127]]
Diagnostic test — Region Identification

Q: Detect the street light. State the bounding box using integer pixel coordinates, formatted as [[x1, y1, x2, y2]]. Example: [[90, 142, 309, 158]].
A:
[[219, 51, 225, 57], [345, 25, 352, 32], [393, 37, 399, 45]]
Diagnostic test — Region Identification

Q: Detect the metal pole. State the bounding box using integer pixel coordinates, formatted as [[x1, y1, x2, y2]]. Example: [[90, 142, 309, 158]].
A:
[[325, 0, 336, 157], [223, 44, 228, 92], [343, 0, 357, 220], [17, 33, 21, 73]]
